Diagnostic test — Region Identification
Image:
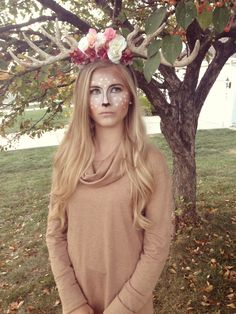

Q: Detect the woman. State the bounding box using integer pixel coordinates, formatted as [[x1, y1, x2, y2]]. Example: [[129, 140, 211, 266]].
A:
[[46, 58, 174, 314]]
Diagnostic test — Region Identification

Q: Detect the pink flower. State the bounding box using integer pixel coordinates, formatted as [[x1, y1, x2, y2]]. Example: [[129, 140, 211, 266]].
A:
[[70, 49, 88, 64], [120, 48, 133, 65], [85, 47, 97, 62], [87, 28, 97, 48], [96, 47, 108, 60], [104, 28, 116, 42]]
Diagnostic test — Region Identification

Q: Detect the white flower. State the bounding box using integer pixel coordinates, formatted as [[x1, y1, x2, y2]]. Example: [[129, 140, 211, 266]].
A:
[[95, 32, 106, 51], [107, 35, 127, 63], [78, 37, 89, 53]]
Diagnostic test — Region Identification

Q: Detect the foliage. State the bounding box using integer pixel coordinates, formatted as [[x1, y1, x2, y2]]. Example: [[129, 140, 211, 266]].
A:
[[139, 95, 153, 116], [0, 0, 235, 141], [0, 129, 235, 313]]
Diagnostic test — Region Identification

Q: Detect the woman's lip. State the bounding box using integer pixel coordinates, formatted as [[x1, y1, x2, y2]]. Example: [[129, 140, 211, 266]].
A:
[[100, 112, 114, 115]]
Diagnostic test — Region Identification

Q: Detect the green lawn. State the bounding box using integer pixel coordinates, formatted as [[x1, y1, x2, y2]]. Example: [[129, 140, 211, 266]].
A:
[[0, 129, 235, 313], [1, 108, 71, 134]]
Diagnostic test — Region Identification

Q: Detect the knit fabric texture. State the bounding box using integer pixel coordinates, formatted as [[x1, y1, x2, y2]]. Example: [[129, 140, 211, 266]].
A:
[[46, 142, 174, 314]]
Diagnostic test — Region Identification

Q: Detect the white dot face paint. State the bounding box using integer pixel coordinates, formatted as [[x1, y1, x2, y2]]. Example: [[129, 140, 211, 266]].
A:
[[89, 66, 131, 129]]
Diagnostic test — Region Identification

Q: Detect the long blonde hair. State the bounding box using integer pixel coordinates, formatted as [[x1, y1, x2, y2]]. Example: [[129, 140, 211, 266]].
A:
[[49, 60, 155, 230]]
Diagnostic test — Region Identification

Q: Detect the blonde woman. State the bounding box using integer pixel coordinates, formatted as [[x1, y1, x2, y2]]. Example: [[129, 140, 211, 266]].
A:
[[46, 29, 174, 314]]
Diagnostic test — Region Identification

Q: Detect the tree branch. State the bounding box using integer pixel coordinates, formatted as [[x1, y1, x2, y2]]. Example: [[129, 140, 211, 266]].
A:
[[158, 65, 181, 93], [113, 0, 122, 20], [36, 0, 91, 32], [95, 0, 133, 31], [0, 15, 56, 33], [195, 38, 236, 116], [183, 33, 212, 96], [135, 70, 170, 117]]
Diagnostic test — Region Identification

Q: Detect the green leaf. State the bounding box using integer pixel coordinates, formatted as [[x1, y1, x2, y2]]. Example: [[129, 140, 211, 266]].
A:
[[38, 68, 49, 82], [147, 40, 162, 58], [117, 11, 127, 23], [176, 0, 197, 29], [50, 67, 57, 76], [212, 6, 230, 33], [132, 58, 144, 73], [145, 7, 167, 35], [121, 27, 130, 38], [15, 77, 22, 88], [0, 59, 8, 70], [162, 35, 182, 65], [197, 3, 213, 30], [143, 52, 161, 83]]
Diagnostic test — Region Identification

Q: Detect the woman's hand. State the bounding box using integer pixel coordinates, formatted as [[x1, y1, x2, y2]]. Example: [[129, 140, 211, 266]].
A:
[[70, 303, 94, 314]]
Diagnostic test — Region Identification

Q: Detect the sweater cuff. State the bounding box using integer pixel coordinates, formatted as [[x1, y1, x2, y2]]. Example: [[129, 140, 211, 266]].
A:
[[59, 283, 88, 314], [103, 295, 134, 314], [104, 280, 147, 314]]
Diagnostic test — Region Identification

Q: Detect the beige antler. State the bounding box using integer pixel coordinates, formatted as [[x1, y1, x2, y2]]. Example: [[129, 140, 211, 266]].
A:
[[8, 19, 77, 69], [160, 39, 200, 67], [127, 24, 166, 58], [127, 24, 200, 67]]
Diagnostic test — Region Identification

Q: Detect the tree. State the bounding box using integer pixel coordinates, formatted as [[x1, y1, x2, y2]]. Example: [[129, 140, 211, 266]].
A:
[[1, 0, 236, 225]]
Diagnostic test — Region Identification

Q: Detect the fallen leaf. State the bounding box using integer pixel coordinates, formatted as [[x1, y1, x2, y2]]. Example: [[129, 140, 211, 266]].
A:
[[27, 305, 35, 312], [0, 71, 10, 80], [43, 287, 50, 295], [169, 268, 177, 274], [227, 293, 235, 300], [227, 303, 236, 308], [53, 299, 61, 307], [203, 284, 214, 293]]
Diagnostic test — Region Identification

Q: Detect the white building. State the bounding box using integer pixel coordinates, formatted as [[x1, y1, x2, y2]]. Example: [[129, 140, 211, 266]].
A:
[[198, 57, 236, 129]]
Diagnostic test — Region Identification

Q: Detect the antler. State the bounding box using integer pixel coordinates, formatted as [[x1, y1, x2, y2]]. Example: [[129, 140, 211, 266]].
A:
[[127, 24, 200, 67], [8, 19, 78, 69]]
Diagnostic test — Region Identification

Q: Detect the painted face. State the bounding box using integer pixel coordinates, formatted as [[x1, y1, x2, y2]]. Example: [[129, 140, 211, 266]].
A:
[[89, 66, 131, 129]]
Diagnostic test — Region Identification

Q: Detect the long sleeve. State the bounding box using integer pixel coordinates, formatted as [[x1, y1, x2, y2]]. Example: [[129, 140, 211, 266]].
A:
[[46, 201, 88, 314], [104, 149, 175, 314]]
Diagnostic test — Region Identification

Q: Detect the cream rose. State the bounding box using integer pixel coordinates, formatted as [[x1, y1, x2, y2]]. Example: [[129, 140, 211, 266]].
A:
[[78, 36, 89, 53], [107, 35, 127, 63], [95, 32, 106, 51]]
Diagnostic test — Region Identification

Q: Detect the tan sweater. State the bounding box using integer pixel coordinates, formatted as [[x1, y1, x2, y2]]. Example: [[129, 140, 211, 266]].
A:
[[46, 142, 174, 314]]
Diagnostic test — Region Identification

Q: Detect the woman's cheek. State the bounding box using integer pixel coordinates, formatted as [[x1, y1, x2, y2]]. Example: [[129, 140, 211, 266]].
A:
[[110, 93, 129, 109], [90, 95, 102, 109], [89, 103, 100, 119]]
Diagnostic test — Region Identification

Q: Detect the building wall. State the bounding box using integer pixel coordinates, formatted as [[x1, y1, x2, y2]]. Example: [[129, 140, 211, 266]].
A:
[[198, 59, 236, 128]]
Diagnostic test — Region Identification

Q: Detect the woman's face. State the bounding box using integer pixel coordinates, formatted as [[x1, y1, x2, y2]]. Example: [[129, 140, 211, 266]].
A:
[[89, 66, 131, 129]]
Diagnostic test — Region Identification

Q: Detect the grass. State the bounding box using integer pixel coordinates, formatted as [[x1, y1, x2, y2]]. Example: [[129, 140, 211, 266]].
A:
[[0, 129, 235, 313], [1, 108, 71, 134]]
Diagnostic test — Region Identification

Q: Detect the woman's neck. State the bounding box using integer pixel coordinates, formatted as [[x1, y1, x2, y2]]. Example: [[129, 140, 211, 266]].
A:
[[93, 125, 124, 158]]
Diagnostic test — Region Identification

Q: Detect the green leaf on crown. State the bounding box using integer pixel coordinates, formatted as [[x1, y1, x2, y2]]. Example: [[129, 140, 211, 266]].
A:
[[132, 58, 144, 73], [197, 2, 213, 31], [176, 0, 197, 30], [143, 51, 161, 83], [212, 6, 230, 33], [147, 40, 162, 58], [162, 35, 182, 65], [145, 7, 166, 35]]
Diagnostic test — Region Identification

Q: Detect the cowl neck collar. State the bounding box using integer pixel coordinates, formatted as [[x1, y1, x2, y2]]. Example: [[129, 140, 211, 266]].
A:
[[80, 142, 125, 187]]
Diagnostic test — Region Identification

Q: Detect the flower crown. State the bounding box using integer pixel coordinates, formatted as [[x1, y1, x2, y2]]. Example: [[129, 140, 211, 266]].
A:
[[70, 28, 133, 67], [9, 19, 200, 74]]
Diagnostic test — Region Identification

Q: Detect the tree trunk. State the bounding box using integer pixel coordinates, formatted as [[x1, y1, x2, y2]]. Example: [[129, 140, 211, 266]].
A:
[[135, 38, 236, 228], [160, 96, 200, 227]]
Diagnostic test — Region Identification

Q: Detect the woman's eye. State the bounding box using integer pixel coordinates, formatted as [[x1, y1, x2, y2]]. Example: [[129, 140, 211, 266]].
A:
[[90, 88, 101, 95], [111, 86, 122, 93]]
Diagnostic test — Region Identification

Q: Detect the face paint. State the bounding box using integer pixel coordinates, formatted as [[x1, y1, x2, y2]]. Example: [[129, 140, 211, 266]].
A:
[[90, 77, 130, 108], [89, 67, 132, 129]]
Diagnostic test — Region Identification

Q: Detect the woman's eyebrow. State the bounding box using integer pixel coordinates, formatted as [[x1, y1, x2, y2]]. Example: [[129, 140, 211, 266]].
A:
[[109, 83, 124, 88], [90, 83, 124, 88], [90, 85, 101, 89]]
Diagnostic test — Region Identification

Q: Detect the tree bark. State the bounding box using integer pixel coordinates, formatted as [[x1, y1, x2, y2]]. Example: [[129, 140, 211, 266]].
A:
[[160, 97, 198, 219]]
